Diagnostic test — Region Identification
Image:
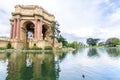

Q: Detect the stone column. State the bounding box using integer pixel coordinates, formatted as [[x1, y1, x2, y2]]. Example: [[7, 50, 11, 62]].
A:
[[10, 24, 13, 39], [34, 19, 38, 39], [34, 20, 36, 39], [13, 19, 17, 39], [39, 21, 42, 40], [36, 20, 42, 40], [16, 19, 20, 38], [36, 20, 38, 39], [37, 20, 39, 40]]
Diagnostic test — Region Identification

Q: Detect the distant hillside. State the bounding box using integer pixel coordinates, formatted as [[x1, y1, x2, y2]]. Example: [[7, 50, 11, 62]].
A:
[[61, 32, 86, 43], [0, 36, 9, 38], [0, 36, 9, 40]]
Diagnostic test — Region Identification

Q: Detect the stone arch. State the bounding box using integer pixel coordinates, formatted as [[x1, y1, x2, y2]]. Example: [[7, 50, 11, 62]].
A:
[[22, 21, 35, 48], [42, 24, 49, 40]]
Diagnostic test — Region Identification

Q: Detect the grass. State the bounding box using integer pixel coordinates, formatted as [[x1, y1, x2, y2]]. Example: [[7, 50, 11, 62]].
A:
[[86, 46, 108, 48], [0, 47, 6, 50], [44, 46, 53, 50]]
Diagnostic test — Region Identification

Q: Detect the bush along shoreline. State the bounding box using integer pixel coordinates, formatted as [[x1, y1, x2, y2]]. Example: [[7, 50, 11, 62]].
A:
[[0, 41, 76, 53]]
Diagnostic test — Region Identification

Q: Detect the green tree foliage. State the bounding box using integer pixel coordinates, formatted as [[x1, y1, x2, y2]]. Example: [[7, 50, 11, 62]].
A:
[[30, 44, 42, 50], [106, 48, 120, 57], [51, 21, 60, 47], [67, 41, 81, 49], [70, 41, 78, 49], [88, 48, 99, 57], [57, 35, 68, 47], [105, 37, 120, 47], [44, 46, 53, 50], [86, 38, 100, 46], [7, 42, 12, 49]]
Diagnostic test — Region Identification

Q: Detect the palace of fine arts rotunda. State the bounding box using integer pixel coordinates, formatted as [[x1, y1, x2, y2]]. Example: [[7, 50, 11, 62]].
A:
[[0, 5, 61, 49]]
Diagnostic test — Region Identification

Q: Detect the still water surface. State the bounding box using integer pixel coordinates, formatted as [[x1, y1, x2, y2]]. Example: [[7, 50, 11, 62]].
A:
[[0, 48, 120, 80]]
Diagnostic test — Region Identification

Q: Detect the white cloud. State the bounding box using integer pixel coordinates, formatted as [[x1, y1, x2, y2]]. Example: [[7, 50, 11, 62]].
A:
[[109, 8, 120, 22], [0, 0, 120, 42], [0, 24, 10, 37]]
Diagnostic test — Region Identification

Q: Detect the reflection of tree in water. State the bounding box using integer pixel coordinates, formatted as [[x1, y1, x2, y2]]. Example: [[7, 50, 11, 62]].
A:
[[0, 53, 8, 61], [87, 48, 99, 57], [106, 48, 120, 57], [55, 57, 60, 79], [5, 52, 60, 80], [41, 53, 56, 80], [58, 52, 67, 62], [6, 52, 11, 59], [20, 64, 33, 80], [72, 48, 85, 55], [72, 49, 78, 55]]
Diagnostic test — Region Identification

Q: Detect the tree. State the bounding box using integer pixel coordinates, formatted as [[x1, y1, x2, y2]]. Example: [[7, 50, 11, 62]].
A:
[[86, 38, 100, 46], [105, 37, 120, 47], [98, 42, 105, 46], [71, 41, 78, 49], [68, 41, 81, 49], [51, 21, 60, 47], [88, 48, 99, 57], [7, 42, 12, 49], [57, 35, 68, 47]]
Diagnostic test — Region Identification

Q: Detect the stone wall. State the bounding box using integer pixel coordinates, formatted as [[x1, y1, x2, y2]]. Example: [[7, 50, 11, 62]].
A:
[[11, 41, 24, 49], [0, 40, 8, 48]]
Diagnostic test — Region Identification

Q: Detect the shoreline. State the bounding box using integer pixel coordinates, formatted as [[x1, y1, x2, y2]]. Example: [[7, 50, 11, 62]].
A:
[[0, 48, 75, 53]]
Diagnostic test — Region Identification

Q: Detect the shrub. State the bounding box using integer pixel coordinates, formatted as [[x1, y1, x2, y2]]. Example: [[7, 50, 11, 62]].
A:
[[30, 44, 42, 50], [6, 52, 11, 58], [0, 47, 6, 50], [7, 42, 12, 49], [56, 48, 62, 50], [39, 47, 43, 50], [33, 43, 36, 46], [44, 46, 53, 50]]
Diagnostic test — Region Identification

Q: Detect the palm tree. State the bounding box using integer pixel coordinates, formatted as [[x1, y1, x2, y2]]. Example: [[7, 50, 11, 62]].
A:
[[51, 21, 60, 48]]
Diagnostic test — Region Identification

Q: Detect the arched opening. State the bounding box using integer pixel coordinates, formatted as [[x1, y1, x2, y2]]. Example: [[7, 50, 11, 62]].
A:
[[22, 21, 35, 48], [26, 22, 34, 38], [27, 31, 34, 38], [42, 25, 47, 40]]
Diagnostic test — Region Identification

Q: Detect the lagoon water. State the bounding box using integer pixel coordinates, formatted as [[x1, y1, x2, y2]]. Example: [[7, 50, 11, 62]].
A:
[[0, 48, 120, 80]]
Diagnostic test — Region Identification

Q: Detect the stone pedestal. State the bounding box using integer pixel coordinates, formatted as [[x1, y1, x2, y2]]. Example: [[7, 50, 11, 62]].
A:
[[11, 40, 24, 49]]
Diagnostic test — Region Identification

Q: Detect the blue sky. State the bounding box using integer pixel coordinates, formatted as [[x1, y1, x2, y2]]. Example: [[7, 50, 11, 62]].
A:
[[0, 0, 120, 43]]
